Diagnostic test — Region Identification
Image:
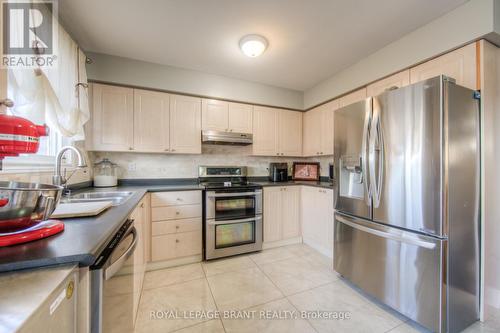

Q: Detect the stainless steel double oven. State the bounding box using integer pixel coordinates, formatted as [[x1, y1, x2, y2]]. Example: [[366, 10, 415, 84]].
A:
[[200, 166, 263, 260]]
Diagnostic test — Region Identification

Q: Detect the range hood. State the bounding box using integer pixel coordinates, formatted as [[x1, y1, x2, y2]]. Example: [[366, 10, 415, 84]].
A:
[[202, 130, 253, 145]]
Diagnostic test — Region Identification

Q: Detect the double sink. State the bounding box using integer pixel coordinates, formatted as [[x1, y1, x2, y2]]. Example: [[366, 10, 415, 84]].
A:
[[60, 191, 134, 206]]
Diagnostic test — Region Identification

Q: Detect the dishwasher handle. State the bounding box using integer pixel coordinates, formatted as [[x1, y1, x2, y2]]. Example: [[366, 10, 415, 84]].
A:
[[104, 226, 138, 280]]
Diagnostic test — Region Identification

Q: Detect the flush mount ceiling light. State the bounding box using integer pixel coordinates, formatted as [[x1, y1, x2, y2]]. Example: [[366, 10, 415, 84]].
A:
[[239, 34, 268, 57]]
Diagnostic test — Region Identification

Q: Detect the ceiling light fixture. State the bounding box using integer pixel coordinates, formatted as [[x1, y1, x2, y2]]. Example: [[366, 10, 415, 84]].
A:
[[239, 34, 268, 58]]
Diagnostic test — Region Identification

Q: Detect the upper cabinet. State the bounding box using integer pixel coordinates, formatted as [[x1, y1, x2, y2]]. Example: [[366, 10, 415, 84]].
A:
[[170, 95, 202, 154], [367, 70, 410, 97], [252, 106, 302, 156], [91, 83, 134, 151], [202, 99, 253, 133], [338, 88, 367, 108], [410, 43, 477, 90], [303, 100, 337, 156], [133, 89, 170, 152], [88, 83, 201, 154]]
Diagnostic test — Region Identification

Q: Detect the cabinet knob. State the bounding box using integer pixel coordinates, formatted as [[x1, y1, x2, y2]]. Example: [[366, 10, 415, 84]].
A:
[[230, 129, 233, 132], [171, 149, 176, 152], [176, 239, 180, 243], [276, 153, 280, 156], [175, 211, 180, 215], [316, 152, 319, 155], [164, 148, 170, 152], [129, 147, 134, 150], [175, 225, 179, 229], [140, 203, 144, 208], [320, 152, 323, 155], [176, 198, 182, 201]]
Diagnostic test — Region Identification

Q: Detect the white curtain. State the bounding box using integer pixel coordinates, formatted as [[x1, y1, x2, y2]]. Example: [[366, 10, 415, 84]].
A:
[[7, 11, 90, 141]]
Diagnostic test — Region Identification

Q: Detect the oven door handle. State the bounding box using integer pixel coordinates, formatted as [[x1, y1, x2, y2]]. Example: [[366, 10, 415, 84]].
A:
[[207, 216, 262, 226], [207, 191, 259, 198], [104, 227, 138, 280]]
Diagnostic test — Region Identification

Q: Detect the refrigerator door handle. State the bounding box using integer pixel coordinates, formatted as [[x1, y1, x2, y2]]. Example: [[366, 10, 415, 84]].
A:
[[336, 213, 436, 249], [361, 104, 372, 205], [369, 99, 384, 208]]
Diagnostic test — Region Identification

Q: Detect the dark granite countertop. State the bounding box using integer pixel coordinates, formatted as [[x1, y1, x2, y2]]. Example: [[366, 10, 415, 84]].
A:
[[0, 178, 334, 272], [0, 183, 206, 273]]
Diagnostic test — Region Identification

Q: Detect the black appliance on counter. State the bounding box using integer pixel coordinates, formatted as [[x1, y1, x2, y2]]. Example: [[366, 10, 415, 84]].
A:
[[199, 166, 263, 260], [268, 163, 288, 182]]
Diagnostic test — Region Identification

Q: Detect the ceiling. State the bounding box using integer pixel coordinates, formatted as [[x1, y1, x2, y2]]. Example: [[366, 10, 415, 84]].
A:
[[59, 0, 468, 91]]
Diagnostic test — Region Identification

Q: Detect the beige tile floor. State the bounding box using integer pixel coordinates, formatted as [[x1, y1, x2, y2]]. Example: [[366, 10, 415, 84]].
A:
[[134, 243, 500, 333]]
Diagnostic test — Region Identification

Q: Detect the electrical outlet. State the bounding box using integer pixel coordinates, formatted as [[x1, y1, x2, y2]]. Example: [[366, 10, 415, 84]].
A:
[[128, 163, 137, 172]]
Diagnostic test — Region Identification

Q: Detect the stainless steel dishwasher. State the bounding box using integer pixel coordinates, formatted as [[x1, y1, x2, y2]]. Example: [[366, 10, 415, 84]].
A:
[[90, 218, 143, 333]]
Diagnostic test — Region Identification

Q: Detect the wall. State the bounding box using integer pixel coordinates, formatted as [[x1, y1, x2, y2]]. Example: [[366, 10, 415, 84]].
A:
[[481, 40, 500, 317], [304, 0, 497, 108], [85, 52, 303, 110], [92, 145, 332, 179]]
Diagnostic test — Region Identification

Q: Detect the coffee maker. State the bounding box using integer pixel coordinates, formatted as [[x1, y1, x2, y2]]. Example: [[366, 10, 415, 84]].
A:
[[269, 163, 288, 182]]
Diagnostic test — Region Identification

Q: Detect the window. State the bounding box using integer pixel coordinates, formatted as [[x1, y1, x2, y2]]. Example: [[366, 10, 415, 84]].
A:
[[1, 79, 71, 171]]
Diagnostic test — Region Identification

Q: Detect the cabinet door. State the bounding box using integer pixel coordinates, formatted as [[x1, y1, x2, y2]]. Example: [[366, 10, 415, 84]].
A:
[[133, 89, 170, 152], [281, 186, 301, 239], [338, 87, 367, 108], [263, 187, 283, 242], [410, 43, 477, 90], [302, 108, 321, 156], [252, 106, 278, 156], [170, 94, 201, 154], [92, 84, 134, 151], [202, 99, 228, 131], [320, 100, 338, 156], [301, 186, 319, 242], [367, 70, 410, 97], [278, 110, 302, 156], [228, 102, 253, 133], [318, 189, 334, 256]]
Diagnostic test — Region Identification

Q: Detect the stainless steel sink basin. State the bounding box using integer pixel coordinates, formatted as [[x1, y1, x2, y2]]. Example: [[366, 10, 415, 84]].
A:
[[60, 191, 134, 206]]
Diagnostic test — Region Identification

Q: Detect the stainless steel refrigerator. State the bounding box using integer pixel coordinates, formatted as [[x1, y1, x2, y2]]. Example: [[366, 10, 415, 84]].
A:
[[333, 76, 480, 333]]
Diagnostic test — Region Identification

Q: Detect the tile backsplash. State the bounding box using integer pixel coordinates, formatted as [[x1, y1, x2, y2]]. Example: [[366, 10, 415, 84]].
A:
[[92, 145, 333, 179]]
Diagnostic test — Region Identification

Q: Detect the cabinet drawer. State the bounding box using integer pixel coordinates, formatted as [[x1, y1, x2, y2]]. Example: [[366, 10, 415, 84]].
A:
[[152, 218, 202, 236], [151, 204, 201, 221], [151, 231, 202, 261], [151, 191, 201, 207]]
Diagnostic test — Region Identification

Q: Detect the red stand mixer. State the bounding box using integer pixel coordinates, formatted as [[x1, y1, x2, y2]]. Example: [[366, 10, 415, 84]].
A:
[[0, 112, 65, 246]]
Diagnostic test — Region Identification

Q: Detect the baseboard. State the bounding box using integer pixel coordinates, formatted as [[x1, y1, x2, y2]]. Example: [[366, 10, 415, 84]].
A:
[[485, 286, 500, 310], [146, 255, 202, 271], [303, 237, 333, 258], [263, 237, 302, 249]]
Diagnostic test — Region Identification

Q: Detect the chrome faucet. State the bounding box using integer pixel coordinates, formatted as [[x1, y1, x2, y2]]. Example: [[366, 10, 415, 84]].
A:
[[53, 146, 87, 188]]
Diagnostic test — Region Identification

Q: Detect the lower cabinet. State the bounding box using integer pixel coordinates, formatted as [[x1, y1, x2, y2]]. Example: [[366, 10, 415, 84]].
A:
[[149, 191, 202, 262], [263, 186, 301, 245], [301, 186, 334, 257]]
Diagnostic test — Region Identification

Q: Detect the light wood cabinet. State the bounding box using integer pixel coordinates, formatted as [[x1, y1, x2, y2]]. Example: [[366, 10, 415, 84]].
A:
[[202, 99, 228, 131], [133, 89, 170, 152], [91, 83, 134, 151], [150, 190, 202, 263], [303, 100, 337, 156], [301, 187, 334, 258], [278, 110, 303, 156], [89, 84, 201, 154], [263, 186, 301, 244], [253, 106, 302, 156], [252, 106, 278, 156], [410, 43, 477, 90], [169, 94, 202, 154], [367, 70, 410, 97], [202, 99, 253, 133], [338, 88, 367, 108], [228, 102, 253, 133]]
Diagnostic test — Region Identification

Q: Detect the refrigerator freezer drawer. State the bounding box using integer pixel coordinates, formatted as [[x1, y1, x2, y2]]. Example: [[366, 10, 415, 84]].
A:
[[334, 212, 444, 332]]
